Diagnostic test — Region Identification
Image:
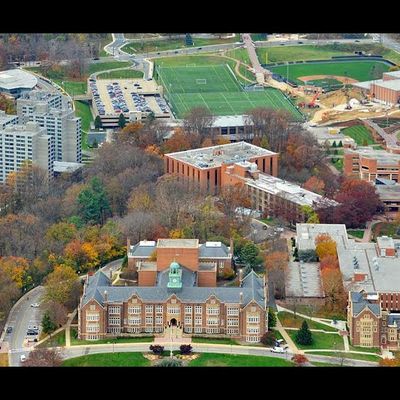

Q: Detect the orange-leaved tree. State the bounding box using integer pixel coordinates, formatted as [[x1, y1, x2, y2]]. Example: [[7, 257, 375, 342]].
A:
[[315, 233, 337, 259]]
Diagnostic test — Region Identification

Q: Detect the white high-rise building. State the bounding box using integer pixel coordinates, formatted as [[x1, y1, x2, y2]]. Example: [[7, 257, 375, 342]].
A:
[[0, 121, 55, 183], [0, 110, 18, 129], [17, 91, 82, 163]]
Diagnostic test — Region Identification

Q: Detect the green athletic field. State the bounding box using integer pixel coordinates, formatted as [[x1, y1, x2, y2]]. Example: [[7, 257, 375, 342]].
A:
[[156, 64, 303, 120], [269, 60, 390, 85]]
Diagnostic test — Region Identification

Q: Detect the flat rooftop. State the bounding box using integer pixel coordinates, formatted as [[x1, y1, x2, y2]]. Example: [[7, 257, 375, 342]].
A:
[[246, 173, 336, 208], [166, 141, 277, 169], [0, 111, 18, 125], [2, 121, 44, 135], [296, 223, 349, 251], [211, 115, 251, 128], [0, 69, 37, 90], [376, 184, 400, 201], [19, 90, 62, 102], [157, 239, 199, 248], [53, 161, 84, 173], [345, 147, 400, 165], [286, 261, 323, 298]]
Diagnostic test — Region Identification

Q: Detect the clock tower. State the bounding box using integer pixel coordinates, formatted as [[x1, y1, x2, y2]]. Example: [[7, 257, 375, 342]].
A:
[[167, 261, 183, 290]]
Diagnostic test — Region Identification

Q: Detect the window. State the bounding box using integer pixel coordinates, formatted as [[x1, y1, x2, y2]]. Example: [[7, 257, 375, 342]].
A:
[[90, 305, 96, 311], [195, 316, 202, 326], [167, 306, 180, 314], [195, 306, 202, 314], [155, 316, 163, 325], [206, 328, 219, 334], [87, 334, 99, 340], [145, 305, 153, 314], [128, 306, 141, 314], [206, 307, 219, 315], [227, 318, 238, 326], [247, 327, 260, 334], [185, 306, 192, 314], [86, 313, 99, 321], [145, 316, 153, 325], [86, 324, 99, 332], [109, 317, 120, 325], [207, 318, 219, 325], [145, 327, 153, 333], [227, 328, 239, 335], [247, 315, 260, 324], [184, 317, 192, 325], [108, 306, 120, 315], [155, 305, 163, 314], [108, 327, 121, 334], [128, 317, 141, 326], [246, 336, 259, 343], [227, 307, 239, 316], [184, 327, 192, 333], [194, 327, 202, 334], [127, 327, 141, 333]]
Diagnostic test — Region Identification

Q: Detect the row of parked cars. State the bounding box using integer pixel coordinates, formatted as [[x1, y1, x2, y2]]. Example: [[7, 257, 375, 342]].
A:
[[155, 95, 169, 114], [131, 92, 151, 113], [89, 79, 106, 116], [107, 82, 129, 114]]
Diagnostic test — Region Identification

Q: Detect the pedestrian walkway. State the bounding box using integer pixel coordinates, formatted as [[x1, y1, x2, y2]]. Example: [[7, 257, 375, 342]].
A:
[[65, 309, 77, 348], [274, 319, 302, 354], [153, 326, 191, 345]]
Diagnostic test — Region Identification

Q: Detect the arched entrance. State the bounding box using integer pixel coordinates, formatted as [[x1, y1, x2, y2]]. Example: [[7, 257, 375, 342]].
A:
[[170, 318, 177, 326]]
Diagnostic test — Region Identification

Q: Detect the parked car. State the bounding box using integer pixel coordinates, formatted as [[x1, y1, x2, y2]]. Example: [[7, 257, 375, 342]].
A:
[[6, 326, 12, 334], [271, 346, 287, 353], [30, 303, 40, 308], [20, 355, 26, 363]]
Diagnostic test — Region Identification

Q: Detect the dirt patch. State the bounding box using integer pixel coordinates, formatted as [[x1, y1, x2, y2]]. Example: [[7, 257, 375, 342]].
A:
[[319, 87, 365, 108], [299, 75, 358, 84]]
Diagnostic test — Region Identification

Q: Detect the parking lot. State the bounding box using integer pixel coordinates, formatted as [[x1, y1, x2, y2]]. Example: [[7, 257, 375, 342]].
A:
[[91, 78, 170, 117]]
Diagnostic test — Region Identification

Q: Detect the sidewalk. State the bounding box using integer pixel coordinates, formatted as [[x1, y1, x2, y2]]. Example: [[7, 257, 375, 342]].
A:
[[274, 319, 302, 355]]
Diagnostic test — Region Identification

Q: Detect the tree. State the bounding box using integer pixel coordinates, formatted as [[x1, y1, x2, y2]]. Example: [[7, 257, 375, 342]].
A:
[[149, 345, 164, 355], [320, 255, 340, 271], [315, 233, 337, 259], [298, 249, 317, 262], [240, 242, 262, 269], [0, 268, 19, 332], [44, 264, 80, 307], [94, 115, 102, 130], [379, 357, 400, 367], [44, 300, 68, 328], [23, 348, 63, 367], [118, 113, 126, 129], [260, 331, 276, 346], [77, 177, 111, 225], [45, 222, 78, 255], [41, 311, 57, 334], [163, 128, 192, 153], [268, 309, 277, 328], [179, 344, 193, 355], [321, 268, 347, 312], [291, 354, 309, 366], [295, 321, 313, 345], [183, 107, 214, 142], [303, 176, 325, 195], [0, 256, 31, 289], [300, 205, 320, 224], [64, 240, 99, 272]]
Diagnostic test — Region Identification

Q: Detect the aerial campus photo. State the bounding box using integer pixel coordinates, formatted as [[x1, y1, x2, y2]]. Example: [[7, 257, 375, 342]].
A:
[[1, 32, 400, 369]]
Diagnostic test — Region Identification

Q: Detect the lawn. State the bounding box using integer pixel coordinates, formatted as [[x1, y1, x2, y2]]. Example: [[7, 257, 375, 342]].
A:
[[282, 303, 346, 320], [53, 80, 87, 96], [226, 48, 251, 65], [122, 35, 240, 54], [348, 345, 381, 354], [331, 157, 344, 172], [62, 352, 150, 367], [97, 69, 143, 80], [188, 353, 294, 367], [347, 229, 365, 239], [278, 312, 338, 332], [191, 337, 239, 345], [372, 222, 400, 240], [311, 361, 336, 367], [74, 101, 93, 150], [38, 330, 66, 348], [341, 125, 376, 145], [307, 351, 380, 363], [88, 61, 132, 75], [288, 330, 344, 350], [71, 334, 154, 346], [269, 60, 390, 85]]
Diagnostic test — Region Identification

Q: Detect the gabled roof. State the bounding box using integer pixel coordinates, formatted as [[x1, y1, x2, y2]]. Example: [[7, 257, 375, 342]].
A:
[[199, 242, 231, 258], [350, 291, 380, 317]]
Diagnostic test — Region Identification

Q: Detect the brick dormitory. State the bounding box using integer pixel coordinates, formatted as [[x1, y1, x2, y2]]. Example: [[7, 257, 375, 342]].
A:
[[78, 238, 268, 343]]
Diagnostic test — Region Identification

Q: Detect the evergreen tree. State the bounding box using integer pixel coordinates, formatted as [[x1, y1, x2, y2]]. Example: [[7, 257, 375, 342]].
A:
[[260, 136, 269, 149], [240, 242, 260, 268], [78, 177, 111, 225], [42, 312, 57, 334], [185, 33, 193, 46], [118, 113, 126, 129], [94, 115, 102, 130], [268, 309, 277, 328], [295, 320, 313, 345], [332, 141, 337, 148], [338, 140, 343, 147]]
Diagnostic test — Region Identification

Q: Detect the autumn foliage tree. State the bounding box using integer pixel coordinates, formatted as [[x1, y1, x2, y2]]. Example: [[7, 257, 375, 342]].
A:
[[303, 176, 325, 195], [163, 128, 192, 153], [23, 348, 63, 367], [315, 234, 337, 260], [64, 240, 99, 272], [321, 268, 347, 312], [0, 256, 31, 289]]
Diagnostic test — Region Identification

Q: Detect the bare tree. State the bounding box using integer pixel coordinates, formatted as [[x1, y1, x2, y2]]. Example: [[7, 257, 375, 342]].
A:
[[44, 300, 68, 328], [116, 211, 158, 243], [183, 107, 215, 144], [23, 348, 63, 367]]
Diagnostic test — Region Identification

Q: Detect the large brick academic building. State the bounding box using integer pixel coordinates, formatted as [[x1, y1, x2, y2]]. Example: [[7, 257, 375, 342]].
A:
[[78, 238, 268, 342]]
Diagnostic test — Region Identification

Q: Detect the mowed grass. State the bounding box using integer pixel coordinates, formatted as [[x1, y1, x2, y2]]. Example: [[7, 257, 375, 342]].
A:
[[347, 229, 365, 239], [53, 80, 87, 95], [341, 125, 376, 145], [191, 337, 239, 345], [62, 352, 150, 367], [269, 60, 390, 85], [97, 69, 143, 80], [189, 353, 294, 367], [277, 312, 338, 332], [288, 330, 344, 350], [88, 61, 132, 75], [307, 351, 380, 363], [74, 100, 93, 149], [71, 335, 154, 346], [122, 35, 239, 54]]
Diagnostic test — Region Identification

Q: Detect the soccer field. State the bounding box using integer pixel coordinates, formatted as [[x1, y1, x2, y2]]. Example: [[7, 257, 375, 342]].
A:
[[156, 64, 303, 120], [269, 60, 390, 85]]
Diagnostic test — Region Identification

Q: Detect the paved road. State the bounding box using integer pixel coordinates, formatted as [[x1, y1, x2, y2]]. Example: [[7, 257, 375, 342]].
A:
[[58, 342, 378, 367], [380, 34, 400, 54], [5, 258, 123, 366]]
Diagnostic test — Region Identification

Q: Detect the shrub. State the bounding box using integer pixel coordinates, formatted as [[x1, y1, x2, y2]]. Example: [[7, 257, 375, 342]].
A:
[[179, 344, 193, 355], [223, 269, 235, 280], [149, 345, 164, 355], [156, 358, 183, 367], [291, 354, 309, 366], [268, 309, 277, 329], [260, 331, 276, 347]]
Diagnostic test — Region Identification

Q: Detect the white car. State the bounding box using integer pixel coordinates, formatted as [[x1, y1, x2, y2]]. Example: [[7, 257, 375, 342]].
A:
[[270, 346, 287, 353], [20, 355, 26, 362], [30, 303, 40, 308]]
